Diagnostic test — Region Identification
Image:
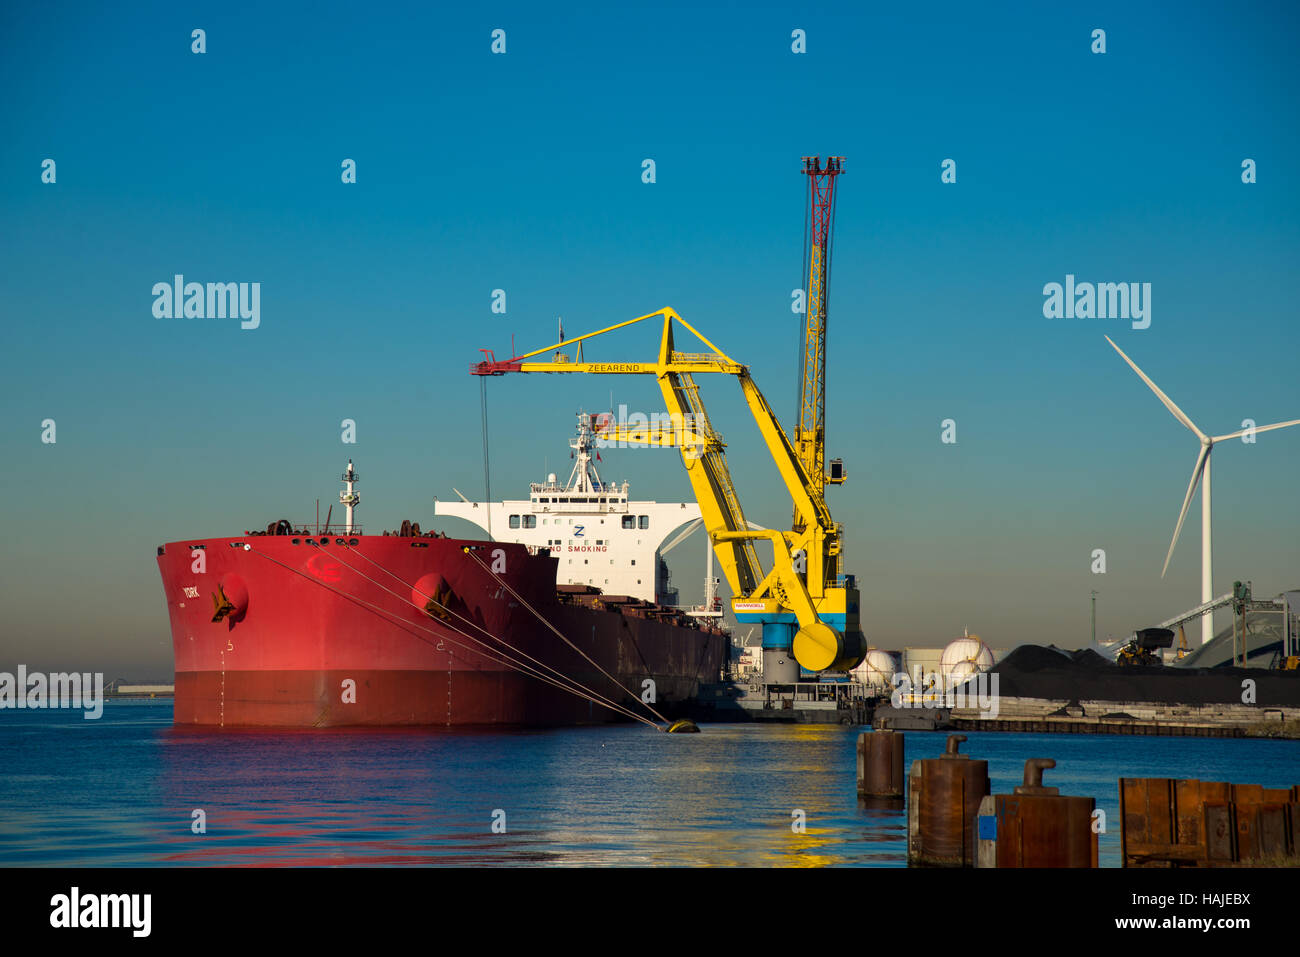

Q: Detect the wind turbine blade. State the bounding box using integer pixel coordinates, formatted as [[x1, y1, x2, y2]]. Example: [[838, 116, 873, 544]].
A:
[[1212, 418, 1300, 443], [1162, 444, 1211, 578], [1105, 336, 1207, 441], [660, 518, 703, 555]]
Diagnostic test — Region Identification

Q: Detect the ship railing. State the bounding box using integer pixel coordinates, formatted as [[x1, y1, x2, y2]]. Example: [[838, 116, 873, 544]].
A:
[[284, 522, 365, 535], [534, 501, 630, 514], [761, 680, 874, 707], [670, 352, 732, 367]]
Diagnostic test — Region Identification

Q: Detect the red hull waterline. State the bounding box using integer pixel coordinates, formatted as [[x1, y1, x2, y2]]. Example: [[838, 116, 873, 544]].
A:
[[157, 533, 727, 728]]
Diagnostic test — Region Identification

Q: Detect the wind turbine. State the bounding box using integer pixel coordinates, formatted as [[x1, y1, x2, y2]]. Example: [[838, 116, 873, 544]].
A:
[[1105, 336, 1300, 645]]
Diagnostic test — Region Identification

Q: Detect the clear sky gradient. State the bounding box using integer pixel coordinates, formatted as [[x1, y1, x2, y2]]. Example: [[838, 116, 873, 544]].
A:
[[2, 1, 1298, 675]]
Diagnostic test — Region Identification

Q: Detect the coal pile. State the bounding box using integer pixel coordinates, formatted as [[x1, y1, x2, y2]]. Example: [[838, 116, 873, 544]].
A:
[[953, 644, 1300, 706]]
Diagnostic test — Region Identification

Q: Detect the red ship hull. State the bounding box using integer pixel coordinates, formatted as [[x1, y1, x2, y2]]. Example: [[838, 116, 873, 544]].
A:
[[156, 533, 726, 727]]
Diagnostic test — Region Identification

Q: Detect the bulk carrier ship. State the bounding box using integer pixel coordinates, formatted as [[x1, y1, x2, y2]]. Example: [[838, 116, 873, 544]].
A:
[[155, 416, 727, 728]]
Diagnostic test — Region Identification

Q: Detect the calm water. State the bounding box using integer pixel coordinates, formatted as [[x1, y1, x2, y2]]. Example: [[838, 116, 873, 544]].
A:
[[2, 701, 1298, 867]]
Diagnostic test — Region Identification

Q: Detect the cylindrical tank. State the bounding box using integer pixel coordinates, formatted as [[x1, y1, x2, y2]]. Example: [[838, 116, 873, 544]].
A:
[[762, 648, 800, 684], [912, 734, 989, 867], [761, 623, 799, 683], [857, 730, 905, 797]]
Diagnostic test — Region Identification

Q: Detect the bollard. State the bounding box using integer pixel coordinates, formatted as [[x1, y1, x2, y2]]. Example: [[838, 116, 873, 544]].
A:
[[909, 734, 989, 867], [857, 730, 905, 798], [978, 759, 1097, 868]]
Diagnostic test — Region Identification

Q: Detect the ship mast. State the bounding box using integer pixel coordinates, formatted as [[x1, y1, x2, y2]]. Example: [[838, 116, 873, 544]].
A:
[[340, 460, 360, 533], [566, 413, 605, 493]]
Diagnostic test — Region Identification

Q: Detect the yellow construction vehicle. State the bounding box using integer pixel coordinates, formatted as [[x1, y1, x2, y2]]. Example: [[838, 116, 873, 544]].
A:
[[1116, 628, 1173, 667]]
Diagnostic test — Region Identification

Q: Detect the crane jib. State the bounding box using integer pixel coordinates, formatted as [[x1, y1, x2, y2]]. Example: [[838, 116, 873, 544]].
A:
[[466, 159, 865, 674]]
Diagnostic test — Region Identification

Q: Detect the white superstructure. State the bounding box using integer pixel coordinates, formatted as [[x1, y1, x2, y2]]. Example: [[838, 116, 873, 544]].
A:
[[434, 413, 705, 606]]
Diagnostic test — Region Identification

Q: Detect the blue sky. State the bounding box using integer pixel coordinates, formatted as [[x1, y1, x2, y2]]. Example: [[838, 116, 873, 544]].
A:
[[1, 1, 1298, 674]]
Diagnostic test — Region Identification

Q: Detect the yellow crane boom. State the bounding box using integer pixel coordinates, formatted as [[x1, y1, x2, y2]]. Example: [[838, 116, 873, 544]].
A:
[[471, 307, 865, 673], [795, 156, 847, 520]]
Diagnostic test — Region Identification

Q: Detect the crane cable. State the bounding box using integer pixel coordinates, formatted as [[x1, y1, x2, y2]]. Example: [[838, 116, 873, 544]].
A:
[[331, 541, 662, 726], [480, 376, 493, 540], [250, 544, 653, 724], [463, 546, 672, 726], [242, 544, 662, 728]]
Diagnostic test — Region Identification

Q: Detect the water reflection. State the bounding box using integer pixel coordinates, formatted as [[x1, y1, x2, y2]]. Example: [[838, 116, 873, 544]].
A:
[[4, 704, 1300, 866]]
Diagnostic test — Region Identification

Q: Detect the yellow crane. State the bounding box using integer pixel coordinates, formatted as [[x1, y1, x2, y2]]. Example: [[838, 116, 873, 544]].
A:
[[471, 306, 864, 673], [470, 159, 861, 674], [471, 159, 861, 675], [794, 156, 847, 513]]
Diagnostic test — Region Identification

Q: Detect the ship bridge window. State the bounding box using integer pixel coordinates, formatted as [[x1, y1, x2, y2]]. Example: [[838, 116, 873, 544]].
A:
[[509, 515, 521, 529], [638, 515, 649, 529], [522, 515, 536, 528], [622, 516, 635, 529]]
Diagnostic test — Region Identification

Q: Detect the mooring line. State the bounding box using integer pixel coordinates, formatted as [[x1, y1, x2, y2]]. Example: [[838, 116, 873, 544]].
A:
[[328, 542, 661, 726], [463, 547, 672, 726], [241, 544, 660, 728]]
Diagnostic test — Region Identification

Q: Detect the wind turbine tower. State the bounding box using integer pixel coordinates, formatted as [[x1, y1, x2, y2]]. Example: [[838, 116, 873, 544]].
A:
[[1105, 336, 1300, 645]]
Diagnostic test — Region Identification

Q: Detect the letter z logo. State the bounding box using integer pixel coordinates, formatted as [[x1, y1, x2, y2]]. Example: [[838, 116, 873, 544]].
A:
[[574, 525, 585, 537]]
